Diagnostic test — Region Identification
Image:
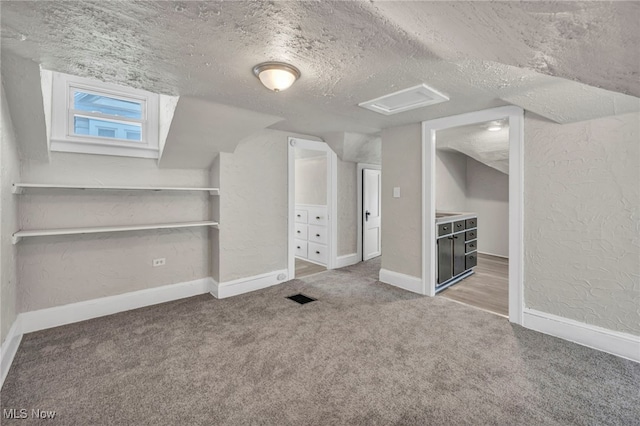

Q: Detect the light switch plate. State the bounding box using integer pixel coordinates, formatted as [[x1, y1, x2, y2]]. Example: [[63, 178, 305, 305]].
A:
[[393, 187, 401, 198]]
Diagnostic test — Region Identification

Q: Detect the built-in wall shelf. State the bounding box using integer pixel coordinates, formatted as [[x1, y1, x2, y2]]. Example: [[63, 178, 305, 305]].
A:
[[12, 183, 220, 195], [12, 221, 219, 244]]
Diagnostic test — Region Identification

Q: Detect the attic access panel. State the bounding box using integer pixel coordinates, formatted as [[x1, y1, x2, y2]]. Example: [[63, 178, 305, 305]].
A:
[[358, 84, 449, 115]]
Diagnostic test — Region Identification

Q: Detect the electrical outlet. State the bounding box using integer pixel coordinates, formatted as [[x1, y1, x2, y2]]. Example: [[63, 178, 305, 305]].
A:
[[152, 258, 166, 267]]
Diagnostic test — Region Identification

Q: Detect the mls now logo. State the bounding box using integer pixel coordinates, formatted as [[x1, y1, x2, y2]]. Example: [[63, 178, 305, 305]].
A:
[[3, 408, 56, 419]]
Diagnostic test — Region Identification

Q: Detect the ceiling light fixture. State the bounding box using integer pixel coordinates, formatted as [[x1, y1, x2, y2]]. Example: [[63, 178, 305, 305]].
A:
[[252, 62, 300, 92], [487, 125, 502, 132]]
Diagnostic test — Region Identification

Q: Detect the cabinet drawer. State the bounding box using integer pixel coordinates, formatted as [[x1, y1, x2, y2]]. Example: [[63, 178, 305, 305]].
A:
[[295, 210, 308, 224], [294, 223, 308, 240], [454, 220, 465, 232], [465, 217, 477, 229], [307, 224, 327, 244], [307, 207, 328, 226], [307, 242, 327, 265], [465, 229, 477, 241], [465, 252, 477, 269], [465, 241, 477, 253], [295, 239, 308, 258], [438, 223, 452, 236]]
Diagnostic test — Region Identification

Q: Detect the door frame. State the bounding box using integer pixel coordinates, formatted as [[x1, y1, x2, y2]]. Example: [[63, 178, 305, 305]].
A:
[[422, 106, 524, 325], [357, 163, 382, 261], [287, 137, 338, 280]]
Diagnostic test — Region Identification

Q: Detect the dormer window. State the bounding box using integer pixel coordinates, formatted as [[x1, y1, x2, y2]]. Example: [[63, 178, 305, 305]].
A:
[[50, 72, 159, 159]]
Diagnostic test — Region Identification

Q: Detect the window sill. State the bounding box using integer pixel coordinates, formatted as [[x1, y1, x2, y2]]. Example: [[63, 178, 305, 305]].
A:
[[50, 138, 159, 159]]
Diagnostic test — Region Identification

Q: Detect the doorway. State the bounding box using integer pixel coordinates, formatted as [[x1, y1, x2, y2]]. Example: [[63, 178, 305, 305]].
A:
[[357, 163, 382, 262], [287, 137, 338, 280], [422, 106, 524, 324], [432, 119, 510, 316]]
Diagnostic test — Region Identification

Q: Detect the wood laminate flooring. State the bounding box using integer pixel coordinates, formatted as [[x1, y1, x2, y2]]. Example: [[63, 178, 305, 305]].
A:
[[438, 253, 509, 317], [295, 258, 326, 278]]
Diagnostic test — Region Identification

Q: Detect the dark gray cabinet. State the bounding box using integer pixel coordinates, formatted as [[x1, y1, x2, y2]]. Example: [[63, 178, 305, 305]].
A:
[[436, 215, 478, 287], [437, 236, 453, 283]]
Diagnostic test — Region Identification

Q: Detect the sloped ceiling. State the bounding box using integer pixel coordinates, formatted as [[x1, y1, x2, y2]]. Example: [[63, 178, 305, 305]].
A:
[[160, 97, 282, 168], [1, 1, 638, 139], [437, 122, 510, 175]]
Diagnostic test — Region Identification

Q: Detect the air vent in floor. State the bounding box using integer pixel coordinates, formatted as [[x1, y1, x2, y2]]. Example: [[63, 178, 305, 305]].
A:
[[286, 294, 317, 305]]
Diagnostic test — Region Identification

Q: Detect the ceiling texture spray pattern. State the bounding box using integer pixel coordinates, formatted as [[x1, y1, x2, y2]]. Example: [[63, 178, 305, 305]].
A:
[[1, 1, 639, 137]]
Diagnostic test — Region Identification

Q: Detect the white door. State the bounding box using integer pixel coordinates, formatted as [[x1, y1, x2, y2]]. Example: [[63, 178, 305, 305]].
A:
[[363, 169, 382, 260]]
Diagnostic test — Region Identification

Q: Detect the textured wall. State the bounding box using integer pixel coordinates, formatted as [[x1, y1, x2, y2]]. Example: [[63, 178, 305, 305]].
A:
[[218, 130, 290, 282], [18, 153, 211, 312], [1, 86, 20, 342], [466, 157, 509, 258], [381, 124, 422, 278], [295, 156, 327, 206], [524, 112, 640, 335], [337, 159, 357, 256], [435, 149, 467, 212]]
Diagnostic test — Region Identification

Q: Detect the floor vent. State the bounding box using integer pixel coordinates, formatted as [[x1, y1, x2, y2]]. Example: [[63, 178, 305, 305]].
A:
[[358, 84, 449, 115], [286, 294, 317, 305]]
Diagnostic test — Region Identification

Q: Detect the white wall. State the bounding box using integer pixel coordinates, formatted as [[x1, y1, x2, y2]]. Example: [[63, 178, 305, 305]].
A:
[[1, 85, 20, 343], [17, 153, 211, 311], [218, 130, 297, 282], [381, 123, 422, 278], [466, 157, 509, 257], [435, 149, 467, 213], [295, 155, 327, 206], [337, 159, 357, 256], [524, 112, 639, 335]]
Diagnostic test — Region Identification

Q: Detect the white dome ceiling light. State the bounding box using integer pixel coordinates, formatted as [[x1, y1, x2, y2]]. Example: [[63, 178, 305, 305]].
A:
[[252, 62, 301, 92]]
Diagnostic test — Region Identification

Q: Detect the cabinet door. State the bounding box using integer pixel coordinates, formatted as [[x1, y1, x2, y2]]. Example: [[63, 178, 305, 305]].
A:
[[437, 236, 453, 284], [453, 234, 466, 276]]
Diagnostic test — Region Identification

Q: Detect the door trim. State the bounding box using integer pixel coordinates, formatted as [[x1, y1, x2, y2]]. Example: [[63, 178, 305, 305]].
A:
[[422, 106, 524, 325], [288, 137, 338, 280], [357, 163, 381, 262]]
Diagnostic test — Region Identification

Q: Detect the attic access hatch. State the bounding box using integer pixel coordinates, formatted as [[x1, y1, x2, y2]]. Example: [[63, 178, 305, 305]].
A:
[[358, 84, 449, 115]]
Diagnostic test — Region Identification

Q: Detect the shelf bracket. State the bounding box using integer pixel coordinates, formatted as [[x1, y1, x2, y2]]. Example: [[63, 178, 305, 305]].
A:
[[12, 234, 21, 244], [209, 189, 220, 196], [12, 185, 24, 195]]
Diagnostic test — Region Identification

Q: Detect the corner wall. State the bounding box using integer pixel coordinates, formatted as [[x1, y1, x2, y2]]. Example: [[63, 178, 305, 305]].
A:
[[524, 112, 639, 335], [1, 85, 20, 343], [380, 123, 422, 278]]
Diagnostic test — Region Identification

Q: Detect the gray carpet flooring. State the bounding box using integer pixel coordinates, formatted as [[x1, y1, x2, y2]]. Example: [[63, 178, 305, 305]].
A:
[[2, 258, 639, 425]]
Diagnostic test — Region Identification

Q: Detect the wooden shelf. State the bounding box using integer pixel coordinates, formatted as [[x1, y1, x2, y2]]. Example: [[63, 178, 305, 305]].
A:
[[12, 183, 219, 195], [12, 221, 219, 244]]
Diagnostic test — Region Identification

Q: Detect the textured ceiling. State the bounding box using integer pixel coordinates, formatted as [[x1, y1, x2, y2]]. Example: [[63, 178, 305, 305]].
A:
[[1, 1, 638, 137], [437, 121, 510, 175]]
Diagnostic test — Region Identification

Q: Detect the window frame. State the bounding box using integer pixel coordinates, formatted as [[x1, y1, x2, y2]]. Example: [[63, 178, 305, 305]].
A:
[[50, 72, 159, 159]]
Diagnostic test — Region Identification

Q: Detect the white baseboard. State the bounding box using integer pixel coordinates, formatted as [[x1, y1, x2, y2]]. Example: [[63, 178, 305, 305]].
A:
[[478, 251, 509, 259], [379, 268, 423, 295], [523, 308, 640, 363], [215, 269, 288, 299], [20, 277, 215, 334], [1, 318, 23, 389], [335, 253, 359, 268]]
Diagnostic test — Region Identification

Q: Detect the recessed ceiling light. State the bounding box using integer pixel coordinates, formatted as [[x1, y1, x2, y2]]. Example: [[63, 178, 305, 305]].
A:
[[252, 62, 300, 92]]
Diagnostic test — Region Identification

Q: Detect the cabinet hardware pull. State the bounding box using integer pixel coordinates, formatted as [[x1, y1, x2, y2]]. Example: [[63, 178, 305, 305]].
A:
[[297, 214, 301, 217], [316, 251, 320, 254], [297, 246, 300, 249], [316, 234, 320, 237], [316, 216, 321, 219], [297, 231, 300, 233]]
